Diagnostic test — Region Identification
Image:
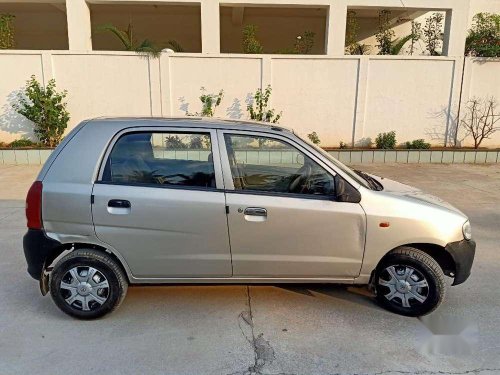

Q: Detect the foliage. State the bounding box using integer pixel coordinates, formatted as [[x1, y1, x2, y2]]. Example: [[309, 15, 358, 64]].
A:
[[339, 141, 348, 149], [0, 14, 15, 49], [8, 139, 38, 148], [345, 11, 372, 55], [187, 87, 224, 117], [460, 97, 500, 149], [423, 13, 444, 56], [307, 132, 321, 145], [164, 135, 187, 149], [375, 131, 396, 149], [405, 139, 431, 149], [376, 10, 395, 55], [409, 21, 422, 55], [294, 31, 315, 54], [13, 75, 69, 147], [247, 85, 282, 123], [390, 34, 414, 55], [242, 25, 263, 54], [165, 39, 184, 52], [465, 13, 500, 57], [97, 23, 162, 57]]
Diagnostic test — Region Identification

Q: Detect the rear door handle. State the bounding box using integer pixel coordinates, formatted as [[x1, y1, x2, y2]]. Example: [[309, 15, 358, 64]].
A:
[[108, 199, 131, 208], [244, 207, 267, 217]]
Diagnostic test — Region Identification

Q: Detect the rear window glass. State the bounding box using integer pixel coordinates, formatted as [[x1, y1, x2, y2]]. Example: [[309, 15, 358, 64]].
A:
[[101, 132, 215, 189]]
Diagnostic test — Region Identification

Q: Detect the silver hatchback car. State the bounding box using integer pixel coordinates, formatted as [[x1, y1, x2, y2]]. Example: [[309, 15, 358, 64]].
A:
[[23, 118, 475, 319]]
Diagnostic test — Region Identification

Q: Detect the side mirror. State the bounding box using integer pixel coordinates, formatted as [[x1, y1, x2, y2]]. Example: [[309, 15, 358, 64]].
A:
[[334, 175, 361, 203]]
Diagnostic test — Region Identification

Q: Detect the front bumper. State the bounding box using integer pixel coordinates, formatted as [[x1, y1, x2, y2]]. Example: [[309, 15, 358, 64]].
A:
[[446, 239, 476, 285], [23, 229, 61, 280]]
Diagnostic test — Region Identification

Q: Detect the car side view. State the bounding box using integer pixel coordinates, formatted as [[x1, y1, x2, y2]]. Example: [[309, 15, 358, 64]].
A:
[[23, 118, 476, 319]]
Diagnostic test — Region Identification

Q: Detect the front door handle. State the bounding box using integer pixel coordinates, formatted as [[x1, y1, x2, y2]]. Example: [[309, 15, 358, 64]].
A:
[[107, 199, 131, 215], [108, 199, 131, 208], [244, 207, 267, 217]]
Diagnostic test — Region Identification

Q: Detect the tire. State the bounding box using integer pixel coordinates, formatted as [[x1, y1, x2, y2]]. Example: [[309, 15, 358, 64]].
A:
[[375, 247, 446, 317], [49, 249, 128, 319]]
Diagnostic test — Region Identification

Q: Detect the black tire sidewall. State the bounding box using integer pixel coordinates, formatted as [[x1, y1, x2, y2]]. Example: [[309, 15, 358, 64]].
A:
[[50, 255, 122, 319], [375, 253, 442, 317]]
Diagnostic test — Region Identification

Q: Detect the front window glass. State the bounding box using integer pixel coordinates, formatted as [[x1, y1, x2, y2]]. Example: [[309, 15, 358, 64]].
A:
[[102, 132, 215, 188], [224, 134, 334, 196]]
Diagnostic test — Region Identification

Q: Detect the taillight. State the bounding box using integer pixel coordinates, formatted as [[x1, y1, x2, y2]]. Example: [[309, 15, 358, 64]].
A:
[[26, 181, 43, 229]]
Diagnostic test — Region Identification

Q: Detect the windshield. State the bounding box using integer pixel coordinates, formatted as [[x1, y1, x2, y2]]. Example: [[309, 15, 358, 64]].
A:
[[299, 136, 372, 189]]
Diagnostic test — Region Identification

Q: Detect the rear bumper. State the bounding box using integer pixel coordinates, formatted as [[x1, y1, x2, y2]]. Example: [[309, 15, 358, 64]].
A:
[[23, 229, 61, 280], [446, 239, 476, 286]]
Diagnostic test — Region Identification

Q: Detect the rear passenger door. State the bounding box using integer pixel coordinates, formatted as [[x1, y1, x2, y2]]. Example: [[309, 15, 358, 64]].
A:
[[91, 128, 232, 279]]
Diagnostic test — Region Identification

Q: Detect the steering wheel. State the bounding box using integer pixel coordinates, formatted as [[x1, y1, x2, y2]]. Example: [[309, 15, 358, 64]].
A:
[[289, 163, 313, 194]]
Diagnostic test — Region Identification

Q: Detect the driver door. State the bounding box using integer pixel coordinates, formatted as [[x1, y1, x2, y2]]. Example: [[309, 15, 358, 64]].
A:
[[219, 130, 366, 279]]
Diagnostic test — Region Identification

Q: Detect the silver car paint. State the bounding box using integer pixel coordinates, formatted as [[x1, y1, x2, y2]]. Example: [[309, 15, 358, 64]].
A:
[[39, 118, 470, 284]]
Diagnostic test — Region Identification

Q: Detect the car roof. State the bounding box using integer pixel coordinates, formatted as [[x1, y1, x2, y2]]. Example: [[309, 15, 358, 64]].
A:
[[87, 116, 294, 134]]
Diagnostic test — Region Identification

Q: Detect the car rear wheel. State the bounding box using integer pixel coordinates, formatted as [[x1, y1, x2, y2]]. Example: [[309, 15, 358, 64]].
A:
[[375, 247, 446, 317], [50, 249, 128, 319]]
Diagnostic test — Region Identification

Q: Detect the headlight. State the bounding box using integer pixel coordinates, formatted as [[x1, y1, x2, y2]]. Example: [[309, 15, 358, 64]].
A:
[[462, 221, 472, 240]]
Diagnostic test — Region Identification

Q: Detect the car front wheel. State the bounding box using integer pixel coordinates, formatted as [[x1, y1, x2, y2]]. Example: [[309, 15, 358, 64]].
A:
[[49, 249, 128, 319], [375, 247, 446, 317]]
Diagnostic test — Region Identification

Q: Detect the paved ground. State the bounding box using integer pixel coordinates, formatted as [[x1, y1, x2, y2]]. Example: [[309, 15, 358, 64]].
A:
[[1, 164, 500, 375]]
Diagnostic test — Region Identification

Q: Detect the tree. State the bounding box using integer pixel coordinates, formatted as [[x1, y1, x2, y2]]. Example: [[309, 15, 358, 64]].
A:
[[242, 25, 263, 54], [460, 97, 500, 149], [423, 13, 444, 56], [307, 132, 321, 145], [247, 85, 282, 123], [97, 23, 162, 57], [465, 12, 500, 57], [13, 75, 70, 147]]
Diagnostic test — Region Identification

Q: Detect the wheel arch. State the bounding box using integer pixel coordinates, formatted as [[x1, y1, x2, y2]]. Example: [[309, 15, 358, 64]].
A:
[[41, 242, 132, 295], [376, 243, 456, 278]]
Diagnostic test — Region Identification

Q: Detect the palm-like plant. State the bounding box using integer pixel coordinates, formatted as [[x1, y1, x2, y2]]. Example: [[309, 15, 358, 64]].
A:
[[390, 34, 414, 55], [97, 23, 162, 58]]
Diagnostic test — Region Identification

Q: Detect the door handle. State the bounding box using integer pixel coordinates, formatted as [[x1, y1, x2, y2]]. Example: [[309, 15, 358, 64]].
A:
[[244, 207, 267, 217], [108, 199, 131, 208]]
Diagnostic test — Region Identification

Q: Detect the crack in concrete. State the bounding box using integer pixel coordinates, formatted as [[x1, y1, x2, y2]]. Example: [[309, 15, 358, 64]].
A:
[[229, 286, 295, 375], [329, 369, 500, 375]]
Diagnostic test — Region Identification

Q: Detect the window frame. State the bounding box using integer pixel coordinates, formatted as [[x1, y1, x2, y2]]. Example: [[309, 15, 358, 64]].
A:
[[217, 129, 338, 199], [96, 126, 225, 191]]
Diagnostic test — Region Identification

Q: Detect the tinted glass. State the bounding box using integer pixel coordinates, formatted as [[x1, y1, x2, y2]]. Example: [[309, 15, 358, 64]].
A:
[[102, 132, 216, 188], [224, 134, 334, 196]]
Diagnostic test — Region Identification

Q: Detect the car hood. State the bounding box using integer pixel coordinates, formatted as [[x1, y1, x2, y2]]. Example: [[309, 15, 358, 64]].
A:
[[368, 174, 466, 216]]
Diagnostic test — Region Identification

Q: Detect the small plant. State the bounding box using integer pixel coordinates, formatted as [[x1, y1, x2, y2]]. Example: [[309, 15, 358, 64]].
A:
[[405, 139, 431, 149], [465, 13, 500, 57], [409, 21, 422, 55], [8, 139, 38, 148], [339, 141, 348, 149], [97, 23, 162, 57], [307, 132, 321, 145], [375, 131, 396, 149], [0, 14, 15, 49], [376, 10, 395, 55], [247, 85, 282, 123], [242, 25, 263, 54], [423, 13, 444, 56], [165, 40, 184, 52], [460, 97, 500, 149], [187, 87, 224, 117], [13, 75, 70, 147]]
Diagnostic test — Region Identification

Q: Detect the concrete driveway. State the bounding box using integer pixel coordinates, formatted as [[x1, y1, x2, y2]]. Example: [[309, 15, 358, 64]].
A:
[[1, 164, 499, 375]]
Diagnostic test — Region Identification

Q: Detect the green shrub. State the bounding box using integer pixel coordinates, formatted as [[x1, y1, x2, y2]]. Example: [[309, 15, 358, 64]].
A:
[[307, 132, 320, 145], [405, 139, 431, 149], [375, 131, 396, 149], [13, 75, 69, 147], [466, 13, 500, 57], [339, 141, 348, 149], [242, 25, 263, 54], [247, 85, 282, 123], [0, 14, 15, 49], [9, 139, 38, 148]]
